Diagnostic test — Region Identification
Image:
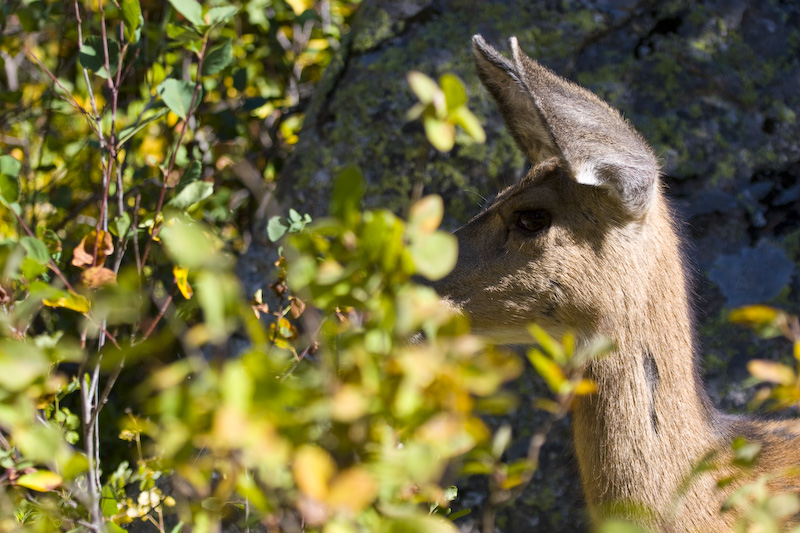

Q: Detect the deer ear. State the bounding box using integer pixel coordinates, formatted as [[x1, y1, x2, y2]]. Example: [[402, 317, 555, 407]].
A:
[[472, 35, 660, 217]]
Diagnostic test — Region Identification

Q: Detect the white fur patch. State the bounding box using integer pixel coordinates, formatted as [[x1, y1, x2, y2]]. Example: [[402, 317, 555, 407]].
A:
[[574, 163, 602, 187]]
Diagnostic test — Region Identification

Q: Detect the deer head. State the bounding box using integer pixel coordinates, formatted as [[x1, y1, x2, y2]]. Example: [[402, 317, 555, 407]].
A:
[[433, 35, 677, 347]]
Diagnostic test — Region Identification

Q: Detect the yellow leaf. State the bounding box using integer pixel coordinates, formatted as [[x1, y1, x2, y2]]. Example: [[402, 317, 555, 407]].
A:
[[285, 0, 313, 15], [794, 341, 800, 362], [293, 445, 336, 501], [730, 305, 779, 326], [574, 379, 597, 396], [43, 291, 91, 313], [325, 467, 378, 512], [748, 360, 795, 386], [331, 385, 368, 422], [173, 266, 193, 299], [80, 266, 117, 288], [16, 469, 62, 492], [527, 349, 566, 394]]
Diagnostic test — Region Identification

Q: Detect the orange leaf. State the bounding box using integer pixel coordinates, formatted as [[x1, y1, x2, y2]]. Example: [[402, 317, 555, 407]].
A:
[[80, 266, 117, 288], [293, 445, 335, 501], [71, 230, 114, 268], [326, 467, 378, 513]]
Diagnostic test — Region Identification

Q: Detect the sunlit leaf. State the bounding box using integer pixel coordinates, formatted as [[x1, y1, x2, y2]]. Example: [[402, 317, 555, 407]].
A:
[[407, 71, 439, 105], [72, 230, 114, 268], [439, 73, 467, 110], [423, 115, 455, 152], [409, 231, 457, 281], [326, 467, 378, 512], [78, 36, 120, 79], [293, 445, 336, 500], [121, 0, 143, 43], [101, 485, 118, 517], [451, 106, 486, 143], [173, 266, 193, 299], [730, 305, 780, 327], [168, 178, 212, 210], [16, 469, 62, 492], [267, 216, 288, 242], [747, 360, 795, 385], [206, 6, 238, 26], [408, 195, 444, 234], [528, 349, 567, 394], [43, 290, 91, 313], [167, 0, 204, 28]]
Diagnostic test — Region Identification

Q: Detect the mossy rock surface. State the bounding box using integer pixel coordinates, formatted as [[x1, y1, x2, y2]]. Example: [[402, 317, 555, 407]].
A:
[[241, 1, 800, 530]]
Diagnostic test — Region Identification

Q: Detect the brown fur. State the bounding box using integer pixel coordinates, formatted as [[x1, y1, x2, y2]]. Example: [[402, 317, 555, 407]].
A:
[[431, 36, 800, 531]]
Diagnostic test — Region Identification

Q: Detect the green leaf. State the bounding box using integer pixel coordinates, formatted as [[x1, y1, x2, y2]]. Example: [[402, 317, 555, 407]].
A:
[[112, 212, 131, 239], [439, 73, 467, 110], [408, 231, 457, 281], [167, 0, 204, 28], [451, 107, 486, 143], [118, 108, 169, 145], [202, 39, 233, 77], [78, 36, 120, 79], [101, 485, 118, 517], [168, 179, 212, 210], [120, 0, 143, 44], [330, 165, 365, 224], [408, 195, 444, 234], [206, 6, 238, 26], [0, 155, 21, 203], [267, 216, 288, 242], [157, 78, 199, 120], [20, 236, 50, 265], [423, 115, 455, 152]]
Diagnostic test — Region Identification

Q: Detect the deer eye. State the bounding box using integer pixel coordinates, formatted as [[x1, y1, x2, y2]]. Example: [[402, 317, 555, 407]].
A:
[[515, 210, 551, 234]]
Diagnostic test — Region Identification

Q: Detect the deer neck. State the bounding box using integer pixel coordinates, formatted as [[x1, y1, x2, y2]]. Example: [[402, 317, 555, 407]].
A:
[[570, 206, 721, 520]]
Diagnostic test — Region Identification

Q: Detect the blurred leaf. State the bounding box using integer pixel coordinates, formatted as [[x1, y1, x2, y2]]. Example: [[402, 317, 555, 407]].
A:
[[326, 467, 378, 512], [80, 266, 117, 288], [439, 73, 466, 110], [206, 6, 238, 26], [157, 79, 198, 120], [20, 236, 50, 265], [78, 36, 120, 79], [120, 0, 143, 43], [408, 195, 443, 234], [101, 485, 118, 517], [330, 165, 364, 224], [408, 231, 457, 281], [407, 71, 439, 105], [202, 39, 233, 76], [528, 324, 566, 365], [491, 424, 512, 459], [16, 469, 62, 492], [423, 115, 455, 152], [168, 178, 212, 210], [112, 212, 131, 239], [267, 216, 289, 242], [0, 155, 21, 203], [118, 108, 169, 145], [451, 106, 486, 143], [385, 515, 458, 533], [293, 445, 336, 500], [42, 290, 91, 313], [748, 360, 795, 386], [167, 0, 204, 28], [528, 349, 567, 394]]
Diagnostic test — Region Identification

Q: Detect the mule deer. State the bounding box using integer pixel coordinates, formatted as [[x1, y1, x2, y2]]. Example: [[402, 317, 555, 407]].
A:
[[431, 35, 800, 530]]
